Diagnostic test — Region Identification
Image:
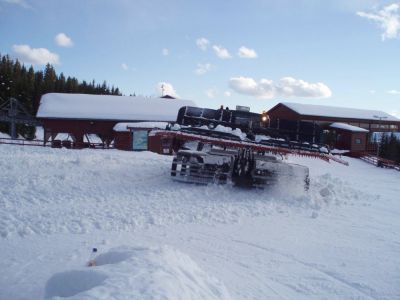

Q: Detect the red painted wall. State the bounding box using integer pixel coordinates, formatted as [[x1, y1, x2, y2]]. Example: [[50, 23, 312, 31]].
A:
[[114, 132, 132, 150]]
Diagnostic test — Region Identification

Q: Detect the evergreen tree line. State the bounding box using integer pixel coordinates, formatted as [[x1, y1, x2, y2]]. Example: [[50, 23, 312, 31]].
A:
[[0, 53, 122, 137], [378, 133, 400, 163]]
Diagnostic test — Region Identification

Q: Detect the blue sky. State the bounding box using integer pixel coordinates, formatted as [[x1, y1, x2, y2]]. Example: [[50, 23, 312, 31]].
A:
[[0, 0, 399, 117]]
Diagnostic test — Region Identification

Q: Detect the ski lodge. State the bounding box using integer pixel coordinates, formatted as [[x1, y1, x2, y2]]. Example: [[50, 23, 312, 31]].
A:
[[266, 102, 400, 154], [36, 93, 195, 150], [35, 93, 400, 155]]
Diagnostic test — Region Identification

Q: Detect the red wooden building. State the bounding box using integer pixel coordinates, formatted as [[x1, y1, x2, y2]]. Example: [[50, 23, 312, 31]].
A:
[[113, 122, 172, 154], [266, 102, 400, 153], [36, 93, 195, 148]]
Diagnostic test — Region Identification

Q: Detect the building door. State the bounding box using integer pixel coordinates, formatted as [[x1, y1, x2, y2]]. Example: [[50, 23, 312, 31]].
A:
[[132, 130, 148, 150]]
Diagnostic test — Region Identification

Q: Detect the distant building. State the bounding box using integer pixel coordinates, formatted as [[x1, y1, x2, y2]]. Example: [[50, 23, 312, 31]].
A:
[[267, 102, 400, 153], [113, 122, 172, 153], [36, 93, 195, 148]]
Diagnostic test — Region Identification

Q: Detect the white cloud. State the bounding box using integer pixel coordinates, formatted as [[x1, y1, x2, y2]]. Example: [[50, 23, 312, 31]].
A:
[[205, 88, 217, 99], [162, 48, 169, 56], [357, 3, 400, 40], [390, 110, 400, 118], [238, 46, 258, 58], [387, 89, 400, 94], [55, 33, 73, 47], [224, 91, 231, 97], [2, 0, 31, 9], [196, 37, 209, 51], [121, 63, 128, 70], [229, 76, 332, 99], [369, 89, 376, 94], [157, 82, 178, 98], [12, 44, 59, 65], [194, 63, 212, 75], [212, 45, 232, 59]]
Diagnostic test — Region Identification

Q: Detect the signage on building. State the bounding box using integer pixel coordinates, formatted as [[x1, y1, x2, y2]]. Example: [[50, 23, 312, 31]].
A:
[[236, 105, 250, 112]]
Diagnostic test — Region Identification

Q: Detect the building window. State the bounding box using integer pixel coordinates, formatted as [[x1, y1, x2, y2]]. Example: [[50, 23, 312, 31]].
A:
[[390, 124, 398, 130], [355, 138, 362, 144], [359, 123, 369, 129], [132, 130, 148, 150]]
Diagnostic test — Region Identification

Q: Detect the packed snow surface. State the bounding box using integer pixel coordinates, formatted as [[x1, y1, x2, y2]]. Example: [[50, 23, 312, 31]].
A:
[[281, 102, 400, 121], [37, 93, 195, 121], [1, 144, 399, 299]]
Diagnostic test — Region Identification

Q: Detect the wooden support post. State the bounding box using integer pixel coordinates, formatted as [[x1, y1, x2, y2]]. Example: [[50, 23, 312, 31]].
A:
[[312, 121, 316, 144], [9, 98, 17, 139]]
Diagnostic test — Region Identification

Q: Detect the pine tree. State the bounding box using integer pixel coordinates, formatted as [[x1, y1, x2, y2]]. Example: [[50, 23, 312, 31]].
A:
[[0, 52, 124, 137]]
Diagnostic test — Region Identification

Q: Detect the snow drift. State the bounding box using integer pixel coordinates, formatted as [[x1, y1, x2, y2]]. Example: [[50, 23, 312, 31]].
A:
[[44, 246, 231, 300]]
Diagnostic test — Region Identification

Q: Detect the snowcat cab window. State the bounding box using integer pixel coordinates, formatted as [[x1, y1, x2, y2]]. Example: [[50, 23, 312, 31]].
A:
[[185, 107, 203, 117], [202, 108, 216, 119], [176, 106, 187, 124], [222, 110, 231, 122]]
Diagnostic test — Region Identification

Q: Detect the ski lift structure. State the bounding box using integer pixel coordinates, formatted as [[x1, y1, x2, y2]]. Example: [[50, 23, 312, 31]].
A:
[[0, 97, 41, 139]]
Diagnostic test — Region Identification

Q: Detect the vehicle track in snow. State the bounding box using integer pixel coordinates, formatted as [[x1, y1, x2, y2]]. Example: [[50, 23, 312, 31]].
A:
[[231, 239, 379, 300]]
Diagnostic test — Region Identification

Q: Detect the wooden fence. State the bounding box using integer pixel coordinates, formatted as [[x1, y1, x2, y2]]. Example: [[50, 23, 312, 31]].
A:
[[360, 153, 400, 171]]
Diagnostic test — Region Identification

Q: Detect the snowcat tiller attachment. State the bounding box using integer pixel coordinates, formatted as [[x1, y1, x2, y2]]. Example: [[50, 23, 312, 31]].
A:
[[151, 129, 349, 166]]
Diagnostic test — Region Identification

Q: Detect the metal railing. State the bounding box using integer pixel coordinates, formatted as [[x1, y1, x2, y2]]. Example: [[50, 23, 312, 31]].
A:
[[0, 137, 47, 147], [0, 138, 112, 149]]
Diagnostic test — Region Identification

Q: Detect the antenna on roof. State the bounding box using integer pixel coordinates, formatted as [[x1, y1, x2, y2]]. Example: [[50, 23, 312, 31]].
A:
[[161, 84, 165, 97]]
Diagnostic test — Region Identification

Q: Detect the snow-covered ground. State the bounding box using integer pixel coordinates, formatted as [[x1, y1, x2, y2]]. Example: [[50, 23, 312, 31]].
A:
[[0, 144, 399, 299]]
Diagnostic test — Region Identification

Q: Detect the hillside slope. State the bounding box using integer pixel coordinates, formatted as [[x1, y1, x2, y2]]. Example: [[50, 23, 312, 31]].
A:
[[0, 145, 399, 299]]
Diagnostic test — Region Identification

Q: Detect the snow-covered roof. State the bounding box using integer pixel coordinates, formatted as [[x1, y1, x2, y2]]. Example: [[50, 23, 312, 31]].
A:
[[279, 102, 400, 122], [113, 122, 169, 132], [37, 93, 196, 121], [329, 122, 369, 132]]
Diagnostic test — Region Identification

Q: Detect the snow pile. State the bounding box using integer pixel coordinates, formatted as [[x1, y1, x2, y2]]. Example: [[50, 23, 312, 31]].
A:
[[34, 126, 44, 140], [213, 124, 247, 140], [0, 131, 11, 138], [330, 148, 349, 155], [44, 246, 231, 300], [255, 134, 271, 142], [0, 131, 24, 139]]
